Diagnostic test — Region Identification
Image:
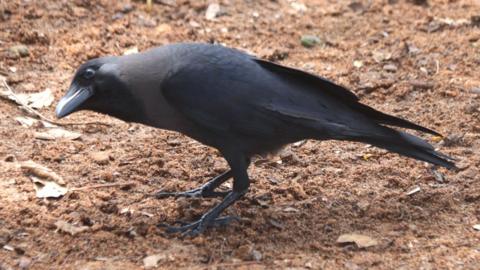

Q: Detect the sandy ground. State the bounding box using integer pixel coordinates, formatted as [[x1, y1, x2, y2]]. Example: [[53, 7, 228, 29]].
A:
[[1, 0, 480, 269]]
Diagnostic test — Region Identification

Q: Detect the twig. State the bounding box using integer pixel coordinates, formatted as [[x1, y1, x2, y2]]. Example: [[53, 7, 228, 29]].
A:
[[1, 79, 111, 127], [70, 182, 136, 191]]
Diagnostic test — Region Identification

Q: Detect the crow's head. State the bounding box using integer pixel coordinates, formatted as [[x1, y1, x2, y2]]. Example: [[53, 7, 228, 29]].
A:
[[55, 56, 145, 122]]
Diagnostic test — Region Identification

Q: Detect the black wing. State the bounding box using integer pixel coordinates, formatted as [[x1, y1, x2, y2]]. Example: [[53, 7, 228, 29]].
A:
[[161, 56, 284, 139], [254, 58, 441, 136]]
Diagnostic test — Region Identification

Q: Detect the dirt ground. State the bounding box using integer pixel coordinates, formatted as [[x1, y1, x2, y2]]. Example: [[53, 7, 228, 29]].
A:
[[1, 0, 479, 269]]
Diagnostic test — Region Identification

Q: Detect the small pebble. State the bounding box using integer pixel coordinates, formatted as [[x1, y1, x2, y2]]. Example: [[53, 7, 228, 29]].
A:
[[301, 35, 322, 48], [205, 3, 221, 20], [410, 80, 434, 90]]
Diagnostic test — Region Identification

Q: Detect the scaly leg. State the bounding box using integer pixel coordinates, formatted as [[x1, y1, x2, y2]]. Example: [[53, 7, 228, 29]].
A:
[[154, 170, 232, 199]]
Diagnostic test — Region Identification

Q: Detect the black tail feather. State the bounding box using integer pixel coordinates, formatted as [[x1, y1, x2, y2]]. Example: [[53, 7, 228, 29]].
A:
[[363, 129, 455, 169], [354, 103, 442, 137]]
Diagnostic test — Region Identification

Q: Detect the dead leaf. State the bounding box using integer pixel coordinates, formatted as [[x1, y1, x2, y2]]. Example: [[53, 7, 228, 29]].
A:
[[0, 77, 14, 101], [20, 160, 65, 185], [15, 88, 54, 109], [337, 233, 378, 248], [34, 128, 82, 140], [473, 224, 480, 231], [143, 254, 167, 269], [54, 220, 89, 236], [31, 176, 68, 198], [14, 116, 38, 127]]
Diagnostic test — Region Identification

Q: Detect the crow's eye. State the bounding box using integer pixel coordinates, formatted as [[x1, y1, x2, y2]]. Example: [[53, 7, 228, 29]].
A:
[[83, 68, 95, 80]]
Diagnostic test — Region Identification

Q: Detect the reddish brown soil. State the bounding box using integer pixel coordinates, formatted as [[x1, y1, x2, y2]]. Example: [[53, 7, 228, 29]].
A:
[[1, 0, 480, 269]]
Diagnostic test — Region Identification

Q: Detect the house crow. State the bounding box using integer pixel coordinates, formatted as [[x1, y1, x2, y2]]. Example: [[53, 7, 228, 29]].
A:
[[55, 43, 455, 236]]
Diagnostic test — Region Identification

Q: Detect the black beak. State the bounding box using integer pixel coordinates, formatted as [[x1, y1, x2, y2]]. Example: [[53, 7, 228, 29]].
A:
[[55, 85, 93, 118]]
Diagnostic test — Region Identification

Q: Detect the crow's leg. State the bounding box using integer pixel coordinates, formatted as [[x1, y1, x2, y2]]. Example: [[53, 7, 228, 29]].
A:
[[154, 170, 232, 199], [160, 152, 250, 237]]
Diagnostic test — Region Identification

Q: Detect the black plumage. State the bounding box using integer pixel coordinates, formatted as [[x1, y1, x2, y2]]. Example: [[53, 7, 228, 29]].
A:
[[56, 43, 455, 236]]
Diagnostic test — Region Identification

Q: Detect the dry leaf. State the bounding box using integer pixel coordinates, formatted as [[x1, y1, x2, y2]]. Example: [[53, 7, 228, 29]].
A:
[[143, 254, 167, 269], [20, 160, 65, 185], [34, 128, 82, 140], [14, 116, 38, 127], [15, 88, 54, 109], [473, 224, 480, 231], [55, 220, 89, 235], [337, 233, 378, 248], [0, 77, 15, 101], [40, 121, 57, 128], [30, 176, 68, 198]]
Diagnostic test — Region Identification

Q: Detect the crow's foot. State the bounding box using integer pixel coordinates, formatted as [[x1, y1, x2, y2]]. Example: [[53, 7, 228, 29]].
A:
[[154, 170, 233, 199]]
